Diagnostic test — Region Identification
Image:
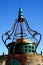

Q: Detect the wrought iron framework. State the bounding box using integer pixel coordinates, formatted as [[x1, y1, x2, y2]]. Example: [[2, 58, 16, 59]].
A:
[[2, 8, 41, 52]]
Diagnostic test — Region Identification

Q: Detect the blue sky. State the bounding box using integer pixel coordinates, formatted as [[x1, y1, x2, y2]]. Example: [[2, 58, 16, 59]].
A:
[[0, 0, 43, 55]]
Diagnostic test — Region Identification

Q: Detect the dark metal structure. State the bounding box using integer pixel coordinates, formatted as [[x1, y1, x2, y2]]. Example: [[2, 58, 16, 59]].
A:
[[2, 8, 41, 55]]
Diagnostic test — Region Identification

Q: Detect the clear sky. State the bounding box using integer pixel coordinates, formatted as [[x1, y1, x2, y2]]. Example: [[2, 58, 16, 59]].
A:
[[0, 0, 43, 55]]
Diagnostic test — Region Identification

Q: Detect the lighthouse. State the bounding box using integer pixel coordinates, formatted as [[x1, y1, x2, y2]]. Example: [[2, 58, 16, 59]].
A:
[[1, 8, 42, 65]]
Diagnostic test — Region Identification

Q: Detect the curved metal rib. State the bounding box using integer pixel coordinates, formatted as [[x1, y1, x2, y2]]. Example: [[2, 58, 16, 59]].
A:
[[2, 19, 18, 50], [24, 18, 41, 48]]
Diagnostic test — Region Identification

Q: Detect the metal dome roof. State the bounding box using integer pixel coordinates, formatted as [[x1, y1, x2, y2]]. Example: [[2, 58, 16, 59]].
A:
[[16, 39, 32, 43]]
